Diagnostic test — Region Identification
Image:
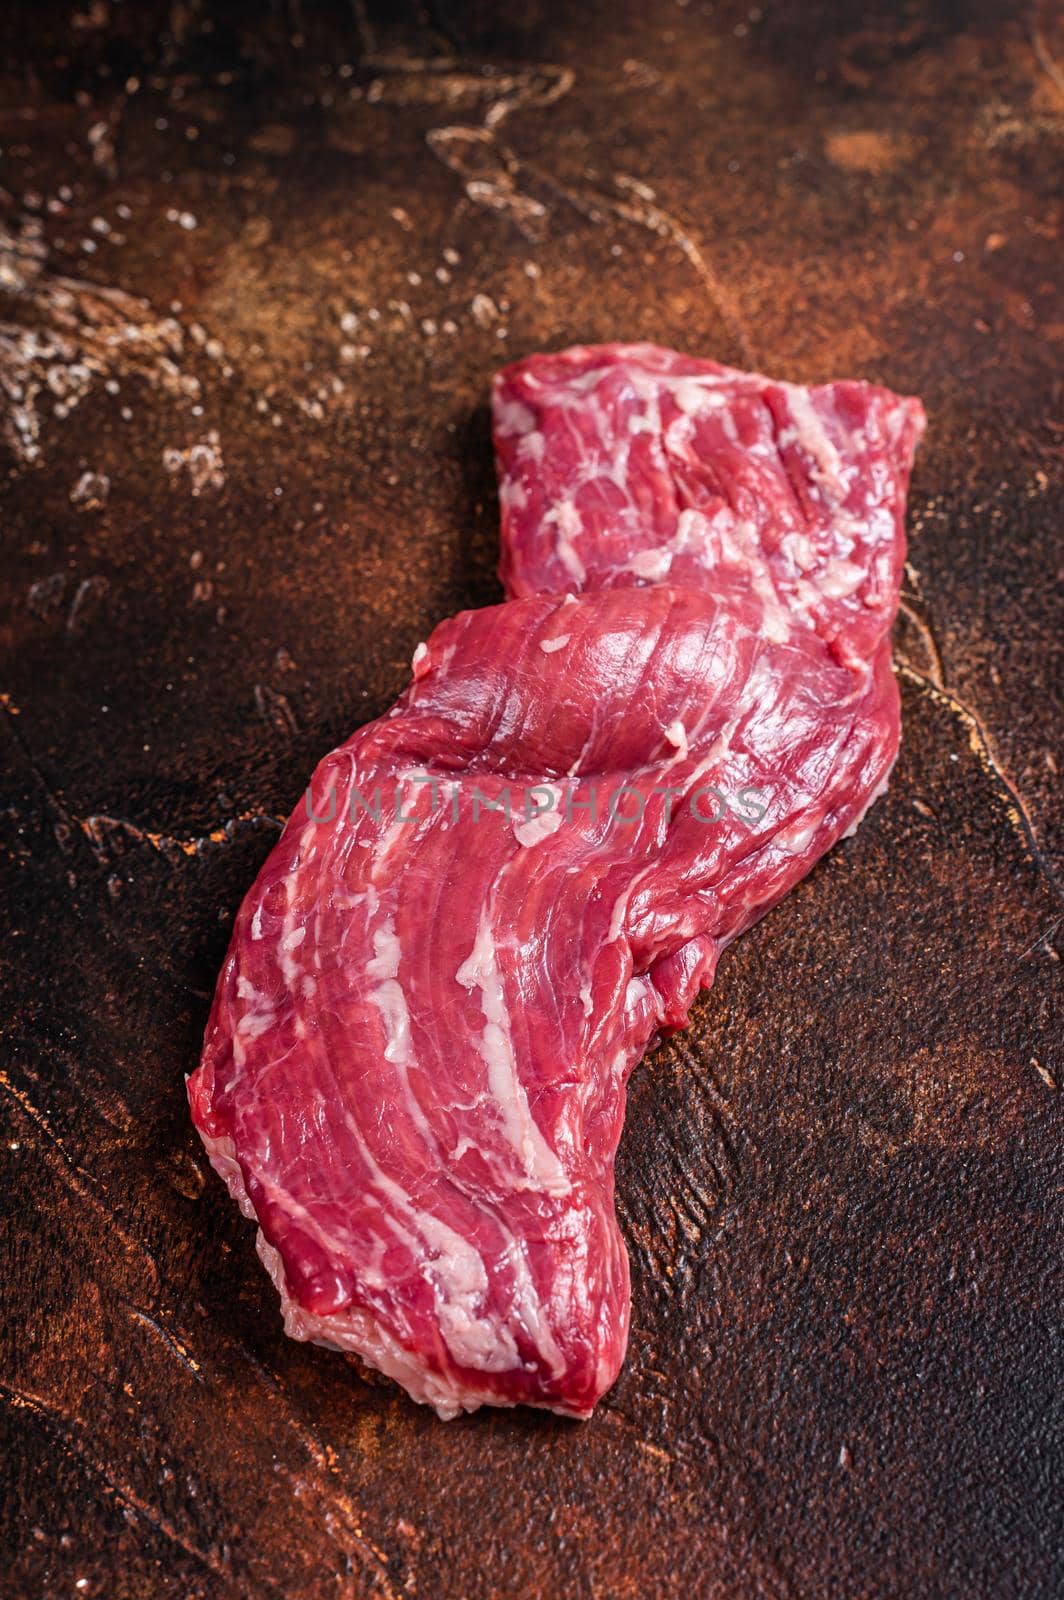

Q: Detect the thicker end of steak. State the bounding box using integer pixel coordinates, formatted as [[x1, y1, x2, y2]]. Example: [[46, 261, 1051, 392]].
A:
[[188, 342, 925, 1420]]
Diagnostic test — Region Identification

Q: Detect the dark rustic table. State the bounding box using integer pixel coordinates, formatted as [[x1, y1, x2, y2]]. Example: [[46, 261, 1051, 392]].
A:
[[2, 3, 1062, 1596]]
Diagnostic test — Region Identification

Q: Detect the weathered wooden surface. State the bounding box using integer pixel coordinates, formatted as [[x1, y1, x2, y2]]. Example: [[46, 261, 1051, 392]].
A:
[[1, 2, 1062, 1596]]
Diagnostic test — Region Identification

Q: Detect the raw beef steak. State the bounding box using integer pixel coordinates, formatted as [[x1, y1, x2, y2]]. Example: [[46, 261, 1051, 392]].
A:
[[189, 343, 925, 1418]]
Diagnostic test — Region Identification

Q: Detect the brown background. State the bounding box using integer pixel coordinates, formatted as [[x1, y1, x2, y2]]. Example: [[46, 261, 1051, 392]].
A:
[[1, 3, 1062, 1596]]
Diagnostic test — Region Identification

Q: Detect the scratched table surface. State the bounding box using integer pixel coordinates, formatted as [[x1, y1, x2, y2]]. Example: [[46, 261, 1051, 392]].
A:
[[2, 2, 1062, 1596]]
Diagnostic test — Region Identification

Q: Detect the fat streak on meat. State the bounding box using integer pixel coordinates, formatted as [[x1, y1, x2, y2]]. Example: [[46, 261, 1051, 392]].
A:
[[188, 343, 925, 1418]]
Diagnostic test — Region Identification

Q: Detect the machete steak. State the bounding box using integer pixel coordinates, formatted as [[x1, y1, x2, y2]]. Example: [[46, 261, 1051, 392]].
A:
[[188, 343, 925, 1417]]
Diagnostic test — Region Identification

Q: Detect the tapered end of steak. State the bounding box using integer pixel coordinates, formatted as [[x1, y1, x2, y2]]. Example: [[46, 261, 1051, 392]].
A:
[[189, 343, 924, 1419], [189, 1027, 630, 1418], [189, 1120, 614, 1419]]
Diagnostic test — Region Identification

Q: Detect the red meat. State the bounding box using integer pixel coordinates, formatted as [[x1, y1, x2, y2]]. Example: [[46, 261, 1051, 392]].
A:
[[188, 343, 925, 1417]]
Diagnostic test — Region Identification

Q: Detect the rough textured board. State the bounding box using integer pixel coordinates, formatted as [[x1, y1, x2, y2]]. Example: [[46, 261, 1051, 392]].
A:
[[0, 2, 1061, 1597]]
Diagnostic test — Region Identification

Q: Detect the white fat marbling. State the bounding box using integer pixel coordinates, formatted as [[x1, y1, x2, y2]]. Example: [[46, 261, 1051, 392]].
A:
[[457, 917, 571, 1195]]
